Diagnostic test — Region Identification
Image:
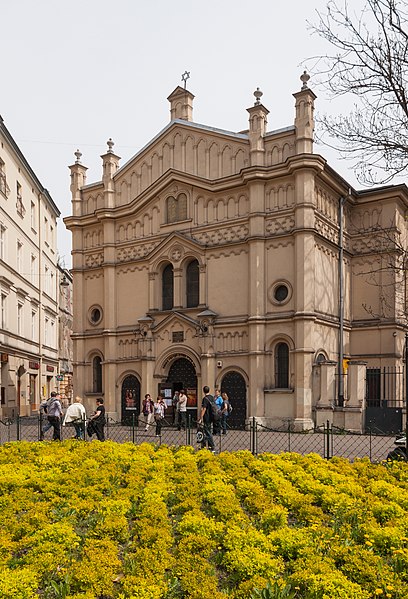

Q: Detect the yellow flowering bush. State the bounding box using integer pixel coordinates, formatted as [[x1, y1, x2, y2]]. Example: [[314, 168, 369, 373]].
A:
[[0, 441, 408, 597]]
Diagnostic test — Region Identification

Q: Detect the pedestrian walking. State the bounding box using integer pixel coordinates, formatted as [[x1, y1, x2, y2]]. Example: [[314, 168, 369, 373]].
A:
[[142, 394, 155, 431], [88, 398, 106, 441], [154, 395, 166, 437], [39, 395, 53, 440], [63, 396, 86, 439], [46, 392, 63, 441], [198, 385, 215, 452]]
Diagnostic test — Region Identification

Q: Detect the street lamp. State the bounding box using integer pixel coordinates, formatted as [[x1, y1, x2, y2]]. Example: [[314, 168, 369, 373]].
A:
[[338, 191, 351, 406]]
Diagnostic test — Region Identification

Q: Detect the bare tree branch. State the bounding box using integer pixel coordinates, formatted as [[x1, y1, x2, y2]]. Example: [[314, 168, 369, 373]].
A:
[[308, 0, 408, 184]]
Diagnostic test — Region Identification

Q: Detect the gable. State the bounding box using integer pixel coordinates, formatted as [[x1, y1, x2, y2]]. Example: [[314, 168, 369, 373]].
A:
[[113, 121, 250, 207]]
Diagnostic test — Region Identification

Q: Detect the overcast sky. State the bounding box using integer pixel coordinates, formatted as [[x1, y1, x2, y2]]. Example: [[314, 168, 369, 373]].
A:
[[1, 0, 364, 268]]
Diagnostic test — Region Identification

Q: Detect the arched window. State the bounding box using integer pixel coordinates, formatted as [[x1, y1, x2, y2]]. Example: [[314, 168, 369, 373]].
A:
[[186, 259, 199, 307], [162, 264, 174, 310], [275, 342, 289, 388], [92, 356, 102, 393], [316, 353, 326, 364]]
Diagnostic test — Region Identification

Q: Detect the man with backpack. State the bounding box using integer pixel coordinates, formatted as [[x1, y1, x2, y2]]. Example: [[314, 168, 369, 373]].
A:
[[198, 385, 216, 452], [45, 391, 63, 441]]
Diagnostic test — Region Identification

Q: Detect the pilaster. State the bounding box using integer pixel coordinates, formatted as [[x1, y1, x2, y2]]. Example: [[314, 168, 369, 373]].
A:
[[315, 361, 337, 427], [173, 268, 182, 309]]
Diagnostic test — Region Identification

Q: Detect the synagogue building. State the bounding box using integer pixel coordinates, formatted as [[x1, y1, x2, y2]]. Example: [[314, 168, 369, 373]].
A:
[[64, 73, 408, 432]]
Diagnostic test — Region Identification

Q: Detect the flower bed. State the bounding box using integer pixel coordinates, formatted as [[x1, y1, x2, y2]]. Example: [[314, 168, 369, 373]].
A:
[[0, 441, 407, 598]]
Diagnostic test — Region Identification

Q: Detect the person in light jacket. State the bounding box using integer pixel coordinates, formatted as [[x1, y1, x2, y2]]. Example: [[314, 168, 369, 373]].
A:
[[63, 396, 86, 440], [177, 389, 188, 431]]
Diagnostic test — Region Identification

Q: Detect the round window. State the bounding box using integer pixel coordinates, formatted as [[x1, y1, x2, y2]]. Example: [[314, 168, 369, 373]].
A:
[[89, 307, 102, 325], [274, 285, 289, 302]]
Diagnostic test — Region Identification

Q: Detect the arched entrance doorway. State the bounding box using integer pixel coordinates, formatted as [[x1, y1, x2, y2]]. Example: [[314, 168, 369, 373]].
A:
[[121, 375, 140, 423], [164, 357, 198, 421], [221, 371, 247, 428]]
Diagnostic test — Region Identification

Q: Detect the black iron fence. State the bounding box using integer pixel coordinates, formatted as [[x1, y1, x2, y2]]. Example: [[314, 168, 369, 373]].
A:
[[0, 414, 400, 462], [366, 366, 404, 408]]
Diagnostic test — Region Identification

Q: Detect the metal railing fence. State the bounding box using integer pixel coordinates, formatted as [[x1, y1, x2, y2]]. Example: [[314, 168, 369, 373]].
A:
[[0, 415, 399, 462]]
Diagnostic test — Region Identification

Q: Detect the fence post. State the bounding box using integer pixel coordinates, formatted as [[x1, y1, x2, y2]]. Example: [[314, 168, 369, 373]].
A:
[[325, 420, 330, 459], [251, 416, 257, 455], [39, 412, 43, 441], [369, 425, 372, 461], [106, 417, 109, 441], [132, 413, 135, 444], [186, 413, 191, 447], [288, 421, 291, 453], [16, 414, 21, 442]]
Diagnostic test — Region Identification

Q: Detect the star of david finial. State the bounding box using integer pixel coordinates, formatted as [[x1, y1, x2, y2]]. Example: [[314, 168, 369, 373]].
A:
[[181, 70, 190, 89]]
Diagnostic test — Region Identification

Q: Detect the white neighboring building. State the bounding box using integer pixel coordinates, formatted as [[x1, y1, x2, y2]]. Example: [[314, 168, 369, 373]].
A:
[[0, 115, 60, 417]]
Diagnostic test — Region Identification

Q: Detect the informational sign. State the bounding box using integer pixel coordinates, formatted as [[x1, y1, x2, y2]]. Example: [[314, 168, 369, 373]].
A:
[[186, 388, 197, 407], [124, 389, 137, 410]]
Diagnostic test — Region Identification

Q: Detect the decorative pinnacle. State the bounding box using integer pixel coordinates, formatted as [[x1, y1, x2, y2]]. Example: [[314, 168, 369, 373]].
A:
[[181, 70, 190, 89], [300, 70, 310, 90], [254, 87, 263, 106], [74, 149, 82, 164], [107, 138, 114, 153]]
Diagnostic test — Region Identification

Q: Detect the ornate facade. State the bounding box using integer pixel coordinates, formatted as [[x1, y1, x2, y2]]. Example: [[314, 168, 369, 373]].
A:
[[65, 75, 408, 431]]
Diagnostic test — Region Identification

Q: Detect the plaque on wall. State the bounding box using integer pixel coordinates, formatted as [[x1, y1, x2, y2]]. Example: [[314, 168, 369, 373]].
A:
[[172, 331, 184, 343]]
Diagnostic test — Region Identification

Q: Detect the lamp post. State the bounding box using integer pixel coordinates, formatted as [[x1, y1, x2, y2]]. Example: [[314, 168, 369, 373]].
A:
[[338, 191, 351, 407]]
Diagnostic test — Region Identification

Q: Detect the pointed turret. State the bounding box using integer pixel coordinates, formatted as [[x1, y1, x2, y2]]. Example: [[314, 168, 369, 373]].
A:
[[69, 149, 88, 217], [293, 71, 316, 154], [101, 138, 121, 209], [246, 87, 269, 166]]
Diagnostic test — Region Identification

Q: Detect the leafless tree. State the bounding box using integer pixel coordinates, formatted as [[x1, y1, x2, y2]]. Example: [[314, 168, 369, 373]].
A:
[[308, 0, 408, 185]]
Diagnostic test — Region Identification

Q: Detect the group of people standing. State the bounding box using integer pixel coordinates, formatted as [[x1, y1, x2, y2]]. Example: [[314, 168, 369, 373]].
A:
[[142, 387, 232, 445], [40, 392, 106, 442], [41, 385, 232, 448]]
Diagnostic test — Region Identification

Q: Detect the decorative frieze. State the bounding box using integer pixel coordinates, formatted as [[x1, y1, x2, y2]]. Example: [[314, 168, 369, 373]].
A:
[[265, 142, 295, 166], [118, 338, 139, 360], [315, 217, 339, 244], [191, 224, 248, 246], [84, 229, 103, 249], [84, 252, 104, 268], [315, 184, 338, 224], [217, 330, 249, 353], [116, 242, 160, 263], [265, 183, 295, 212], [265, 215, 295, 235], [315, 242, 338, 260], [193, 192, 249, 224]]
